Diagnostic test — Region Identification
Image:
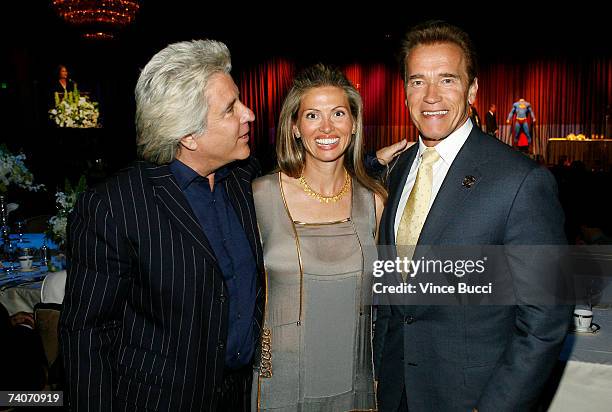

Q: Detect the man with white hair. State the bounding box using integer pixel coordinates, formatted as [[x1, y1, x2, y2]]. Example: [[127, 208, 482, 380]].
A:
[[60, 40, 264, 411]]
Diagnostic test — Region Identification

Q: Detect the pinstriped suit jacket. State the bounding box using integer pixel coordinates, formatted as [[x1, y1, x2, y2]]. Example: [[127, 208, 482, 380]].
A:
[[59, 159, 264, 411]]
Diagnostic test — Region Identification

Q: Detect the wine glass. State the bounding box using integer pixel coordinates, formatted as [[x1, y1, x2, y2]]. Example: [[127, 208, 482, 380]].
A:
[[1, 260, 14, 279], [586, 277, 603, 311], [40, 238, 49, 269], [5, 239, 18, 277], [0, 224, 9, 257], [14, 220, 26, 245]]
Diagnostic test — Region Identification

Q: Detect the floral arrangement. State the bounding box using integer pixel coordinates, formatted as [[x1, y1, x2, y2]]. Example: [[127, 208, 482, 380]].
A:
[[49, 83, 100, 128], [47, 175, 87, 247], [0, 145, 45, 193], [566, 133, 586, 141]]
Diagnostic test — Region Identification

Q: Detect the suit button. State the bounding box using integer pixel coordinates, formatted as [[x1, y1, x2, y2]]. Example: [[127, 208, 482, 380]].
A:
[[219, 296, 226, 303], [404, 316, 415, 324], [218, 342, 224, 350]]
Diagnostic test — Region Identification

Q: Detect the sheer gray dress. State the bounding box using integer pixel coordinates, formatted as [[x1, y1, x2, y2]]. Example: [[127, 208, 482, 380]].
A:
[[251, 173, 377, 412]]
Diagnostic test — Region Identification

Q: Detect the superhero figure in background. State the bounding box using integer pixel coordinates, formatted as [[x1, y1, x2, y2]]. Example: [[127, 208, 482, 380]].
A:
[[507, 98, 536, 145]]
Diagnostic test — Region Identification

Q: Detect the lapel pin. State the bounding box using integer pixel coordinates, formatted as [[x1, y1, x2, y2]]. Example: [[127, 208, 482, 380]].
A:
[[462, 175, 477, 188]]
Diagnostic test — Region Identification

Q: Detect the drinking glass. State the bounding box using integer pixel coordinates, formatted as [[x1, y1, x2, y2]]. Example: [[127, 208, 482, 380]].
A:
[[15, 220, 26, 245]]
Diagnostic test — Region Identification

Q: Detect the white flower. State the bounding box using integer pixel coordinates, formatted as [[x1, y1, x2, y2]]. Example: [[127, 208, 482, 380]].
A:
[[47, 191, 74, 247], [0, 146, 44, 193], [48, 215, 67, 243], [48, 88, 100, 129], [46, 176, 86, 247]]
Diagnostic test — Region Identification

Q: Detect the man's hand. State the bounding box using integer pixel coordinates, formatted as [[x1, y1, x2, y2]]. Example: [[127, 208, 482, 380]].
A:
[[375, 139, 409, 165], [10, 311, 35, 329]]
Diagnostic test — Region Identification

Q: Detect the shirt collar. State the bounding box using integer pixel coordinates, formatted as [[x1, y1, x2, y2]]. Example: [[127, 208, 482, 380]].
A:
[[416, 118, 473, 165], [169, 159, 231, 190]]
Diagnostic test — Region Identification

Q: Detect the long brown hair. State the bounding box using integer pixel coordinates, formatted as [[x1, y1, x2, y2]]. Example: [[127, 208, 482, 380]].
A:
[[276, 63, 387, 201]]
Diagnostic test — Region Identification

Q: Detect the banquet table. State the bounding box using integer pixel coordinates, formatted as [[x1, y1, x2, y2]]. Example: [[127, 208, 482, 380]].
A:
[[546, 138, 612, 171], [0, 268, 46, 315], [546, 307, 612, 411], [0, 233, 62, 315]]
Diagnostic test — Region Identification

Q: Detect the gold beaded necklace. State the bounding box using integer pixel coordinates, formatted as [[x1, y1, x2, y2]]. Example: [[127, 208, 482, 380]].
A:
[[298, 169, 351, 203]]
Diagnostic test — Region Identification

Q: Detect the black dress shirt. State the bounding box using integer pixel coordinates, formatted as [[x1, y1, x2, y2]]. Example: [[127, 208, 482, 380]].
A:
[[170, 160, 257, 369]]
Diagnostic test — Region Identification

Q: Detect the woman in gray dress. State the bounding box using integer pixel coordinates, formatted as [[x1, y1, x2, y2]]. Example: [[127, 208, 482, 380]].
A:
[[252, 64, 386, 411]]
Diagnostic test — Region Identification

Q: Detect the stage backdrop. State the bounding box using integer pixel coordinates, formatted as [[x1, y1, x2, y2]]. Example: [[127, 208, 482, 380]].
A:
[[238, 56, 612, 166]]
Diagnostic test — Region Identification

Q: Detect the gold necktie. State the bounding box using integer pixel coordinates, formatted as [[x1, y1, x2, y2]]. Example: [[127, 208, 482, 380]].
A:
[[396, 147, 440, 279]]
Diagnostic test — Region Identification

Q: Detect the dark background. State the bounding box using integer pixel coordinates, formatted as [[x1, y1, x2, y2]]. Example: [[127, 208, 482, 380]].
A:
[[1, 2, 610, 239]]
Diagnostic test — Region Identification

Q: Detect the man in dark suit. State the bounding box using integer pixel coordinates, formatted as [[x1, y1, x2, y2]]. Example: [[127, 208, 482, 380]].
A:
[[485, 103, 498, 137], [59, 40, 264, 411], [468, 103, 481, 130], [374, 21, 572, 411]]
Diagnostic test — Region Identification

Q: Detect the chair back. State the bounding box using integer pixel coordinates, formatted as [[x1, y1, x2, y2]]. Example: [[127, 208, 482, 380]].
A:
[[34, 302, 62, 368]]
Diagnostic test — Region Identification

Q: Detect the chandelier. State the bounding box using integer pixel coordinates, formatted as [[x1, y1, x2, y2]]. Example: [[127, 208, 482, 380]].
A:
[[52, 0, 141, 39]]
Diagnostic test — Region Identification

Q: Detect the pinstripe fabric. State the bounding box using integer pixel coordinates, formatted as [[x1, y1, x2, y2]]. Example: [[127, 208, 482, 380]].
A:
[[59, 159, 264, 411]]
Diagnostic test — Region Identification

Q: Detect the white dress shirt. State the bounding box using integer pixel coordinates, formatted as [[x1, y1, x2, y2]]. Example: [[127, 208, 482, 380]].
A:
[[394, 119, 474, 238]]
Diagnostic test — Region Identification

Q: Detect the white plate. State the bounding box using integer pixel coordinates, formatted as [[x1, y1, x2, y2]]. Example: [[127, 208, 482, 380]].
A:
[[571, 323, 600, 334]]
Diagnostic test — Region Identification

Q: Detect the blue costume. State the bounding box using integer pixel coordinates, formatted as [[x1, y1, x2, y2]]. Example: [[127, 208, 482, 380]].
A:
[[507, 99, 536, 145]]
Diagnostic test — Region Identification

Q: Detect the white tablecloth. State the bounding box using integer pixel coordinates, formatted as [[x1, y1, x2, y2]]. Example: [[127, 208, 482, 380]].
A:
[[0, 277, 43, 316], [0, 268, 66, 315], [548, 307, 612, 411]]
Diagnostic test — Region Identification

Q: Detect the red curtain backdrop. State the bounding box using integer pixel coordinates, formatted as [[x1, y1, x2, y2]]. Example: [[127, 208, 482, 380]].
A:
[[239, 57, 612, 164], [238, 58, 295, 151], [476, 57, 612, 157], [344, 63, 416, 152]]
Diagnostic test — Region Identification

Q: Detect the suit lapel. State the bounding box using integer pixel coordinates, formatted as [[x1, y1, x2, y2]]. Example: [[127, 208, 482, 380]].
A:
[[146, 164, 221, 268], [378, 147, 419, 297], [411, 131, 486, 313], [224, 164, 264, 274], [418, 130, 484, 245], [383, 146, 419, 246], [386, 131, 485, 315]]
